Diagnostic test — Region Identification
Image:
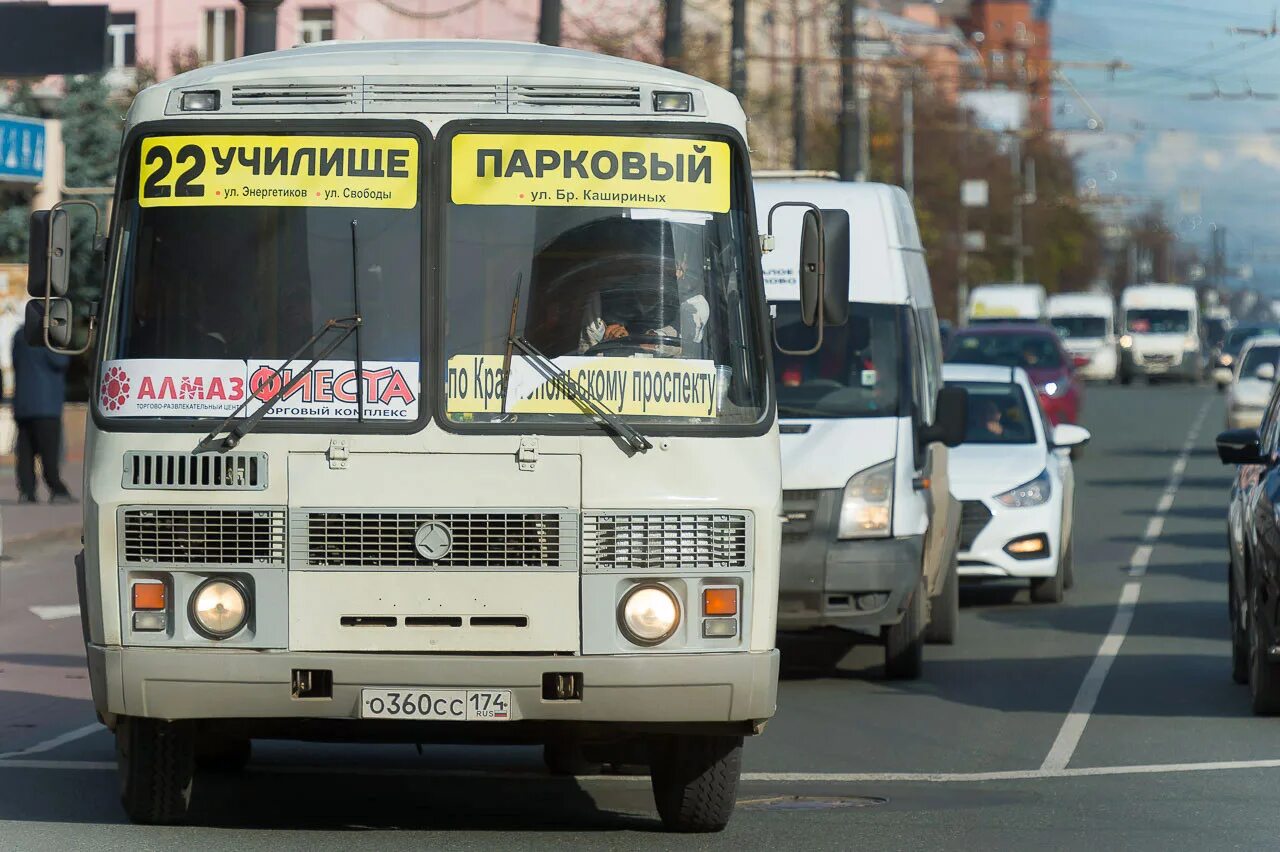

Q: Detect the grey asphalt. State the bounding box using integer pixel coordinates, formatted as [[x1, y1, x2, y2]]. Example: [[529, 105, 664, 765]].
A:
[[3, 384, 1274, 850]]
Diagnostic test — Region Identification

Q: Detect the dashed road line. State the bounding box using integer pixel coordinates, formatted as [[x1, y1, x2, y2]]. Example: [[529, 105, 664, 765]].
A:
[[1040, 399, 1211, 772], [0, 723, 104, 761]]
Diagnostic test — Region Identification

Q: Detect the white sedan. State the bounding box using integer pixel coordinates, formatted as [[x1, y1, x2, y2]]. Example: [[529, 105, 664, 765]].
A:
[[944, 364, 1090, 603], [1225, 336, 1280, 430]]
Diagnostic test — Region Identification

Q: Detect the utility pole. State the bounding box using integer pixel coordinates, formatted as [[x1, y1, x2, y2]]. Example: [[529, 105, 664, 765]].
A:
[[731, 0, 748, 101], [538, 0, 561, 46], [663, 0, 684, 71], [838, 0, 859, 181], [902, 68, 915, 200], [1011, 140, 1035, 284], [240, 0, 283, 56], [791, 0, 806, 169]]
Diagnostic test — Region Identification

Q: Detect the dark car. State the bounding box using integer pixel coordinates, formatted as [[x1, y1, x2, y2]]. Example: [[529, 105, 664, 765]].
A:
[[946, 324, 1083, 427], [1217, 388, 1280, 713]]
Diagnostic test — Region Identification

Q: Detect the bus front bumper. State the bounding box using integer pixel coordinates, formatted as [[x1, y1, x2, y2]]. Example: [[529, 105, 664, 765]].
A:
[[87, 644, 779, 728]]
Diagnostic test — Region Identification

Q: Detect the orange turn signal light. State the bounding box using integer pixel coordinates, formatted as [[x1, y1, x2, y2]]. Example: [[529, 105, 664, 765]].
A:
[[703, 587, 738, 617], [132, 582, 166, 611]]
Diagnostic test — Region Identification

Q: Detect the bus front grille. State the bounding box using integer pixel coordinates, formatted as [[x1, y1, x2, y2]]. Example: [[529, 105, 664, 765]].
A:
[[582, 512, 752, 573], [294, 510, 578, 570], [120, 507, 287, 565]]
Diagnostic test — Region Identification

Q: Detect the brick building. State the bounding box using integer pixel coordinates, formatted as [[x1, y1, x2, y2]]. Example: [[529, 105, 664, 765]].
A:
[[957, 0, 1054, 128]]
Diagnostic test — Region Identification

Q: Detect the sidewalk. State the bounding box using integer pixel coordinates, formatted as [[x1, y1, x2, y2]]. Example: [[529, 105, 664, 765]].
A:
[[0, 460, 84, 552]]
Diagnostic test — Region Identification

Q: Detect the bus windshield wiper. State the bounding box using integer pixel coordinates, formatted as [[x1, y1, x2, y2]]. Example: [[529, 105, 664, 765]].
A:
[[508, 336, 652, 453], [194, 315, 361, 453]]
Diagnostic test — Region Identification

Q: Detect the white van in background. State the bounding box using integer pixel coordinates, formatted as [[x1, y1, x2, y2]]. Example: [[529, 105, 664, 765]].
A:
[[757, 178, 967, 679], [1048, 292, 1118, 382], [967, 283, 1048, 326], [1119, 284, 1202, 384]]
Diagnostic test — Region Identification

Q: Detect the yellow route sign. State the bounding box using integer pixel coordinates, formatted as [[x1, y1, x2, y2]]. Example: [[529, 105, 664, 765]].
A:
[[451, 133, 731, 213], [138, 134, 419, 208]]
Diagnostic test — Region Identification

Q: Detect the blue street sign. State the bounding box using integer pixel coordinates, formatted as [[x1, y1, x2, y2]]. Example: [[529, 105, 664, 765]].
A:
[[0, 114, 45, 183]]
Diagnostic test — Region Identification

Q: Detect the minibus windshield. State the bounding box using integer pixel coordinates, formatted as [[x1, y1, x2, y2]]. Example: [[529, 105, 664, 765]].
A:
[[104, 130, 423, 424], [1051, 316, 1107, 339], [772, 302, 901, 418], [442, 131, 765, 427], [1126, 308, 1190, 334]]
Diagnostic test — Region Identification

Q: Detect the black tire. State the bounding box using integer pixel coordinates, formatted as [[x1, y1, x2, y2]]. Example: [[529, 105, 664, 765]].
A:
[[1231, 569, 1249, 685], [543, 741, 600, 776], [1120, 371, 1132, 386], [925, 555, 959, 645], [884, 579, 926, 679], [649, 735, 742, 833], [1249, 582, 1280, 714], [195, 735, 251, 773], [117, 717, 196, 825], [1030, 550, 1065, 604]]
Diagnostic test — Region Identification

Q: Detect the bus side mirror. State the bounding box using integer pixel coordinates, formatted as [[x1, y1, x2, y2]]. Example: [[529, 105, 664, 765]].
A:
[[768, 200, 828, 356], [921, 386, 968, 448], [24, 201, 99, 355]]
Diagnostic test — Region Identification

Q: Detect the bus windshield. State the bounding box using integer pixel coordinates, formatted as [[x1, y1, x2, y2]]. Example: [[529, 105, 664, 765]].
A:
[[772, 302, 901, 418], [442, 131, 766, 427], [104, 130, 423, 423]]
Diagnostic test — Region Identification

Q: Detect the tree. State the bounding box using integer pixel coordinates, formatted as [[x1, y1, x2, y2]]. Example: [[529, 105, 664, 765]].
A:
[[0, 81, 45, 262], [60, 74, 123, 306]]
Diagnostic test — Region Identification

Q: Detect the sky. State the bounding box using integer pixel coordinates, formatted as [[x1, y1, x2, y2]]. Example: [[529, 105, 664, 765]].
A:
[[1053, 0, 1280, 288]]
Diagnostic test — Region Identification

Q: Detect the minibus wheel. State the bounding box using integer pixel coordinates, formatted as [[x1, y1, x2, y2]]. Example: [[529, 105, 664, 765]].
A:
[[883, 580, 925, 679], [649, 734, 742, 832], [925, 556, 959, 646], [117, 716, 196, 824], [196, 735, 252, 773]]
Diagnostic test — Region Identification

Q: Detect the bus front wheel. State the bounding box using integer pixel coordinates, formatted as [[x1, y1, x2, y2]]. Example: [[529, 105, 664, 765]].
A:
[[649, 734, 742, 832], [117, 716, 195, 825]]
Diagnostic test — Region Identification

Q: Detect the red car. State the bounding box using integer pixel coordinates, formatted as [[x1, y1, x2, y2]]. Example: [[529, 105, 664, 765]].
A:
[[946, 324, 1084, 425]]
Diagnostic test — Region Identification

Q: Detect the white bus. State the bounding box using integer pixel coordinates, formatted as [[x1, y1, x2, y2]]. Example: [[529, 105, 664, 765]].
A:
[[1047, 292, 1118, 382], [25, 40, 822, 832]]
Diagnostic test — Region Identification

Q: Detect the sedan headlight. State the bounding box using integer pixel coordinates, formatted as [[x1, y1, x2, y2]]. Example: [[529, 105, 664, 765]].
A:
[[619, 584, 681, 646], [994, 468, 1052, 508], [1039, 380, 1069, 398], [838, 459, 894, 539], [189, 578, 248, 639]]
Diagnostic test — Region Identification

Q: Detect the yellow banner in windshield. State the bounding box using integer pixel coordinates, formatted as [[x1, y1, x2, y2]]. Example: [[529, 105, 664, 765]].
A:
[[450, 134, 730, 213], [138, 135, 419, 208], [447, 355, 723, 418]]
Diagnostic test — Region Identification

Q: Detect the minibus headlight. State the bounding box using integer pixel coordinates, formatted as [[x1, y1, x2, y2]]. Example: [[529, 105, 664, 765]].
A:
[[619, 584, 680, 646], [838, 460, 894, 539], [1119, 334, 1133, 349], [189, 578, 248, 639]]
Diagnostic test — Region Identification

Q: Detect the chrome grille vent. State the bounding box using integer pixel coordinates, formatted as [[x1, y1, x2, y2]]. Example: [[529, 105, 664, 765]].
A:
[[230, 82, 358, 108], [509, 83, 641, 112], [583, 512, 751, 572], [121, 507, 286, 565], [294, 510, 578, 569], [363, 80, 504, 112], [123, 452, 267, 490]]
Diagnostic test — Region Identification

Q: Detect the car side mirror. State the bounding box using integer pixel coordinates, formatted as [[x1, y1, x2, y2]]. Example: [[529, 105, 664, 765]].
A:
[[1051, 423, 1092, 449], [1217, 428, 1264, 465], [24, 200, 99, 355], [921, 386, 968, 448], [1257, 362, 1276, 381]]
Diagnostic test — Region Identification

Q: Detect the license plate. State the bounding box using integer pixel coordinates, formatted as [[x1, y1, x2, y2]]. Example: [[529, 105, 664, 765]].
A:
[[359, 688, 513, 721]]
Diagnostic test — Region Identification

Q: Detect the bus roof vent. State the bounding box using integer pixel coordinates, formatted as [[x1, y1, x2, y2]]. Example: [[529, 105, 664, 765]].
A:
[[229, 80, 360, 112], [123, 451, 268, 491], [508, 81, 642, 114], [363, 77, 506, 113]]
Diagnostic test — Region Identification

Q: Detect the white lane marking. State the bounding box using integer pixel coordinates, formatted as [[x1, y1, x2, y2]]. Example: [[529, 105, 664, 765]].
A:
[[6, 757, 1280, 785], [1156, 491, 1176, 514], [27, 604, 81, 621], [1041, 398, 1211, 772], [0, 723, 104, 761]]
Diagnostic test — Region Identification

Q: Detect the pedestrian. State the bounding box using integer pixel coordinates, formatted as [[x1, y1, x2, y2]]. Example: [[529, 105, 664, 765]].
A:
[[12, 324, 72, 503]]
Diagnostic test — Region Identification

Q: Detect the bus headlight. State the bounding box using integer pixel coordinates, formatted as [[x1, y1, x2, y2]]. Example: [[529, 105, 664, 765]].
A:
[[618, 583, 680, 646], [838, 460, 894, 539], [189, 578, 249, 639]]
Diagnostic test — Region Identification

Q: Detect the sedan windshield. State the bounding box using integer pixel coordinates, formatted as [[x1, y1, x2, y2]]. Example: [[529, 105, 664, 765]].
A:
[[1126, 309, 1189, 334], [948, 333, 1063, 370], [773, 302, 901, 418], [1240, 345, 1280, 379], [1051, 316, 1107, 339], [951, 381, 1037, 445], [442, 131, 765, 427]]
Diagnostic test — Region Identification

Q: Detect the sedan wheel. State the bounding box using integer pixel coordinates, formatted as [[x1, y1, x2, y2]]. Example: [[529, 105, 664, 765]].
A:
[[1231, 569, 1249, 685], [1248, 582, 1280, 714]]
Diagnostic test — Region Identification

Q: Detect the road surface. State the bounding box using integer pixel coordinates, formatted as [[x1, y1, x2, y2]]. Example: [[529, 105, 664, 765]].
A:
[[1, 385, 1268, 850]]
